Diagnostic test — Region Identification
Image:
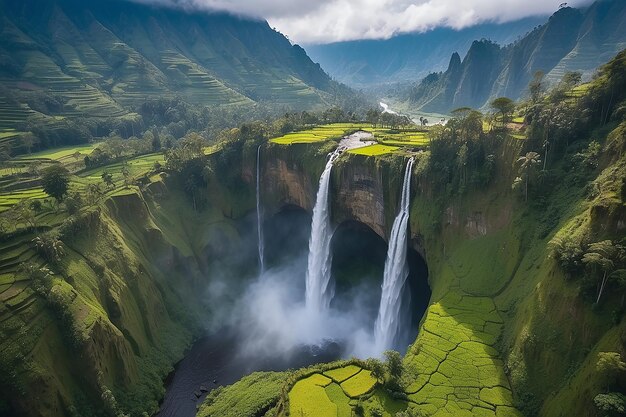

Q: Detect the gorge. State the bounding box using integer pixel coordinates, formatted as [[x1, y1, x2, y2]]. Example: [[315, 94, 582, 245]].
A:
[[0, 1, 625, 417]]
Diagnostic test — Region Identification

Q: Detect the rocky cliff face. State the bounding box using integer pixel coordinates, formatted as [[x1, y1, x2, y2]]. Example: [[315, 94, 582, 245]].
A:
[[262, 145, 398, 242]]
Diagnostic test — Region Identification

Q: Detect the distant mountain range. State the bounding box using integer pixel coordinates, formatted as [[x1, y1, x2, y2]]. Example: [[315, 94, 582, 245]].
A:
[[0, 0, 339, 134], [405, 0, 626, 113], [305, 18, 545, 88]]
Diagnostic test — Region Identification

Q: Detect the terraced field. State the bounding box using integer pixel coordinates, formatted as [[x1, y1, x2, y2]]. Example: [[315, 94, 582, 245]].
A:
[[1, 141, 162, 215], [403, 292, 521, 417], [0, 95, 35, 149], [271, 124, 430, 156], [348, 144, 400, 156], [373, 130, 429, 147], [270, 123, 364, 145], [289, 366, 380, 417], [283, 290, 520, 417], [160, 50, 251, 105], [76, 153, 164, 186]]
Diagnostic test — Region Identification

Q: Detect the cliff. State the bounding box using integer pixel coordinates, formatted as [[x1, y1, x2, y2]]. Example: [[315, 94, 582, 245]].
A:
[[257, 126, 626, 416]]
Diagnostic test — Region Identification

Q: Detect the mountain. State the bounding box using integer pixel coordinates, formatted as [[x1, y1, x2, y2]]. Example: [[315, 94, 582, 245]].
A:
[[407, 0, 626, 113], [305, 18, 545, 87], [0, 0, 337, 136]]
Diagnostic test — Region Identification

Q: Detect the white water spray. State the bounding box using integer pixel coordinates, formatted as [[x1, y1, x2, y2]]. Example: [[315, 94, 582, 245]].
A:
[[305, 147, 344, 311], [256, 145, 265, 274], [374, 157, 415, 353]]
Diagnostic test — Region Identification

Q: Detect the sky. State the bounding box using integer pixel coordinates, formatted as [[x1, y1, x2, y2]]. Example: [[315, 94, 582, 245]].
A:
[[134, 0, 596, 44]]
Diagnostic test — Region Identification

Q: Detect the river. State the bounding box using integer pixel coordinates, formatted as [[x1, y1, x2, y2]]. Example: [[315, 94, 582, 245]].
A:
[[155, 329, 341, 417]]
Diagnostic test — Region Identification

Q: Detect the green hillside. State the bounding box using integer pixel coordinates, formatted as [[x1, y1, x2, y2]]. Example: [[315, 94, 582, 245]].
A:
[[0, 0, 347, 152]]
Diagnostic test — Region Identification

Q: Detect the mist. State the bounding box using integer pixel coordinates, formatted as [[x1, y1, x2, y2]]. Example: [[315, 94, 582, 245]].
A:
[[205, 252, 383, 362]]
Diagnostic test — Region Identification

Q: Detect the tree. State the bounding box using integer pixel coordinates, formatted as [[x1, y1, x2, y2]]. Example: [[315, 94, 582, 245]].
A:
[[32, 232, 65, 264], [353, 400, 365, 417], [19, 133, 37, 154], [549, 235, 584, 278], [583, 241, 624, 304], [41, 165, 70, 203], [370, 405, 383, 417], [12, 199, 36, 229], [596, 352, 626, 391], [366, 109, 380, 127], [101, 171, 114, 189], [516, 152, 541, 201], [594, 393, 626, 417], [562, 71, 582, 89], [102, 136, 127, 159], [121, 164, 131, 189], [85, 183, 103, 205], [151, 128, 161, 151], [365, 357, 386, 382], [490, 97, 516, 126], [64, 192, 82, 215], [384, 350, 404, 382], [528, 71, 546, 103]]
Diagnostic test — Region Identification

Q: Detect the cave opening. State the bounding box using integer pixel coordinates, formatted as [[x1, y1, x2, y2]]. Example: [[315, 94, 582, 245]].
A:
[[265, 207, 431, 352], [330, 220, 431, 352]]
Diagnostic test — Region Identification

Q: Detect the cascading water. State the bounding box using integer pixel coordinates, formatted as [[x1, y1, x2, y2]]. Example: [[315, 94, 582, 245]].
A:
[[305, 147, 344, 311], [256, 145, 265, 274], [374, 157, 415, 353]]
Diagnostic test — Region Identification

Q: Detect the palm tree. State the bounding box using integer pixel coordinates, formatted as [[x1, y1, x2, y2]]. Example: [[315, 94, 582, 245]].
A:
[[583, 240, 624, 304], [516, 152, 541, 201]]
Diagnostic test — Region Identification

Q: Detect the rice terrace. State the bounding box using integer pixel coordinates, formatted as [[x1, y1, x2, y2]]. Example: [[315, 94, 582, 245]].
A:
[[0, 1, 625, 417]]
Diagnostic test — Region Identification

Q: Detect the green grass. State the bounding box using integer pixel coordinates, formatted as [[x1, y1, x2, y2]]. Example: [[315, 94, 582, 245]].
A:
[[339, 370, 376, 398], [270, 124, 430, 158], [348, 144, 399, 156], [77, 153, 164, 185], [289, 373, 336, 417], [17, 144, 99, 162], [197, 372, 287, 417], [374, 130, 429, 147], [270, 123, 363, 145], [324, 383, 352, 417], [324, 365, 362, 382], [362, 388, 408, 417], [403, 292, 521, 417]]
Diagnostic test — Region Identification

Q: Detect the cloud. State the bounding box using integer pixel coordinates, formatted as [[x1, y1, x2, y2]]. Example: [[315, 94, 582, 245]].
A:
[[132, 0, 595, 44]]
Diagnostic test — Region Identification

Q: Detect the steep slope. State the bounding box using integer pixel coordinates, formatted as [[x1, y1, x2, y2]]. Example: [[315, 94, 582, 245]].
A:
[[408, 0, 626, 113], [305, 18, 544, 87], [0, 0, 335, 133]]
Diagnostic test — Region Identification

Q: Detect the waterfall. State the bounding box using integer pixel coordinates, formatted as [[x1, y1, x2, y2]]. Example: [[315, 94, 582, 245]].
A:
[[256, 145, 265, 274], [305, 147, 344, 311], [374, 157, 415, 353]]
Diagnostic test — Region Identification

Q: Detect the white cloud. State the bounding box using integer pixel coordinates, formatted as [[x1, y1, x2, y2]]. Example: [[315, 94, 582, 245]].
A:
[[133, 0, 595, 44]]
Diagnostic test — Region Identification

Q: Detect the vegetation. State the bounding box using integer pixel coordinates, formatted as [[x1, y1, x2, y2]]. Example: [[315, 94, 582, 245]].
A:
[[197, 372, 288, 417], [0, 4, 625, 416]]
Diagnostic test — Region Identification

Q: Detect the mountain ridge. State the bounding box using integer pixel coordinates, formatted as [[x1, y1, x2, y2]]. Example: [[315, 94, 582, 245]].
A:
[[305, 17, 546, 87], [0, 0, 339, 138], [406, 0, 626, 113]]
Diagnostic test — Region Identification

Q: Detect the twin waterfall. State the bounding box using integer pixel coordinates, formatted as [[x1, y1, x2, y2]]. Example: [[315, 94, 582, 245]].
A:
[[257, 143, 415, 354], [305, 148, 344, 311], [374, 157, 415, 352], [256, 145, 265, 274]]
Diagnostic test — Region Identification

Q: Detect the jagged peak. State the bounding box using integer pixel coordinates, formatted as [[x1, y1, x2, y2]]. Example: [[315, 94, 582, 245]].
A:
[[447, 52, 462, 72]]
